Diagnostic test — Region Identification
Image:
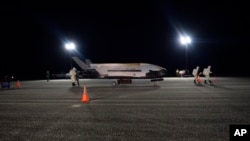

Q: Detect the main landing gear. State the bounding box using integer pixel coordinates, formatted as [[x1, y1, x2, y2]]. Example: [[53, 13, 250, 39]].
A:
[[111, 79, 161, 87], [112, 79, 132, 86]]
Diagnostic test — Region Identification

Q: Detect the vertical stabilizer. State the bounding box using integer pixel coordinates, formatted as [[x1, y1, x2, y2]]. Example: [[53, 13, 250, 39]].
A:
[[72, 57, 90, 69], [85, 59, 92, 67]]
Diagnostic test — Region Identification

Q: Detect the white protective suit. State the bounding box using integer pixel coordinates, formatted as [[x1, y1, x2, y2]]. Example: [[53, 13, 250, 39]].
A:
[[69, 67, 77, 85], [203, 66, 212, 84], [192, 66, 200, 84]]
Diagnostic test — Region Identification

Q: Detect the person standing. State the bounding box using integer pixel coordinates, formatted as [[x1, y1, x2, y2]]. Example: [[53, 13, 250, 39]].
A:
[[192, 66, 199, 84], [46, 70, 50, 82], [203, 66, 212, 84], [75, 68, 80, 86], [69, 67, 77, 86], [176, 69, 179, 77]]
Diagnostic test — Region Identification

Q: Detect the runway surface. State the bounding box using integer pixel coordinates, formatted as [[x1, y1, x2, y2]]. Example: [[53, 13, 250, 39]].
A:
[[0, 77, 250, 141]]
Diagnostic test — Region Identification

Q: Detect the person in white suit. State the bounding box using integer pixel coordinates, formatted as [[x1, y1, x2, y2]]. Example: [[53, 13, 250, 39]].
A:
[[69, 67, 77, 86], [192, 66, 200, 84], [203, 66, 212, 84]]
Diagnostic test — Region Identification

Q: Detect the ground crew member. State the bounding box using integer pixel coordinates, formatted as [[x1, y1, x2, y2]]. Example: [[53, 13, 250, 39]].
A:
[[69, 67, 76, 86], [176, 69, 179, 77], [46, 70, 50, 82], [203, 66, 212, 84], [69, 67, 79, 86], [192, 66, 199, 84], [75, 68, 80, 86]]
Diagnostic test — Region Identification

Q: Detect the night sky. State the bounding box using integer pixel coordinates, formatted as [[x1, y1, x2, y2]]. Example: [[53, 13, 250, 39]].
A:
[[2, 0, 250, 80]]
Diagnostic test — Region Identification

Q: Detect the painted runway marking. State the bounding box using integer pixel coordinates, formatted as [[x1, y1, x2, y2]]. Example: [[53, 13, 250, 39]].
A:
[[71, 104, 81, 107]]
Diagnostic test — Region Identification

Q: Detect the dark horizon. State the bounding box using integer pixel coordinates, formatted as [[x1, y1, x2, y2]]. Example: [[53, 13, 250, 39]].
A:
[[2, 0, 250, 80]]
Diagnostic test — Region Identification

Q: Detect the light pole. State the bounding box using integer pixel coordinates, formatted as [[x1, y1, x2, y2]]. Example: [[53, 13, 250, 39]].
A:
[[65, 42, 76, 69], [179, 35, 191, 71]]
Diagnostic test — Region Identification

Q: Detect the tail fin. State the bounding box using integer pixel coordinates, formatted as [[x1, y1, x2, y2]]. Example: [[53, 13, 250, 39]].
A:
[[72, 57, 90, 70], [85, 59, 92, 67]]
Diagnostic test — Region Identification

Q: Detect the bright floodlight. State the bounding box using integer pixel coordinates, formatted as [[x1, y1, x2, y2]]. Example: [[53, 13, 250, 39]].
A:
[[65, 42, 76, 50], [179, 35, 192, 71], [180, 36, 191, 45]]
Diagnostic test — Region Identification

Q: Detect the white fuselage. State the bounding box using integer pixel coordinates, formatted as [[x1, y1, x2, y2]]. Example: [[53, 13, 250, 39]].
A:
[[71, 57, 167, 79], [90, 63, 165, 78]]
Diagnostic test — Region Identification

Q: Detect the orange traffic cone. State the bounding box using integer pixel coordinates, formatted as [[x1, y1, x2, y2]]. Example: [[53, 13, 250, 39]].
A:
[[16, 80, 21, 88], [81, 85, 90, 103]]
